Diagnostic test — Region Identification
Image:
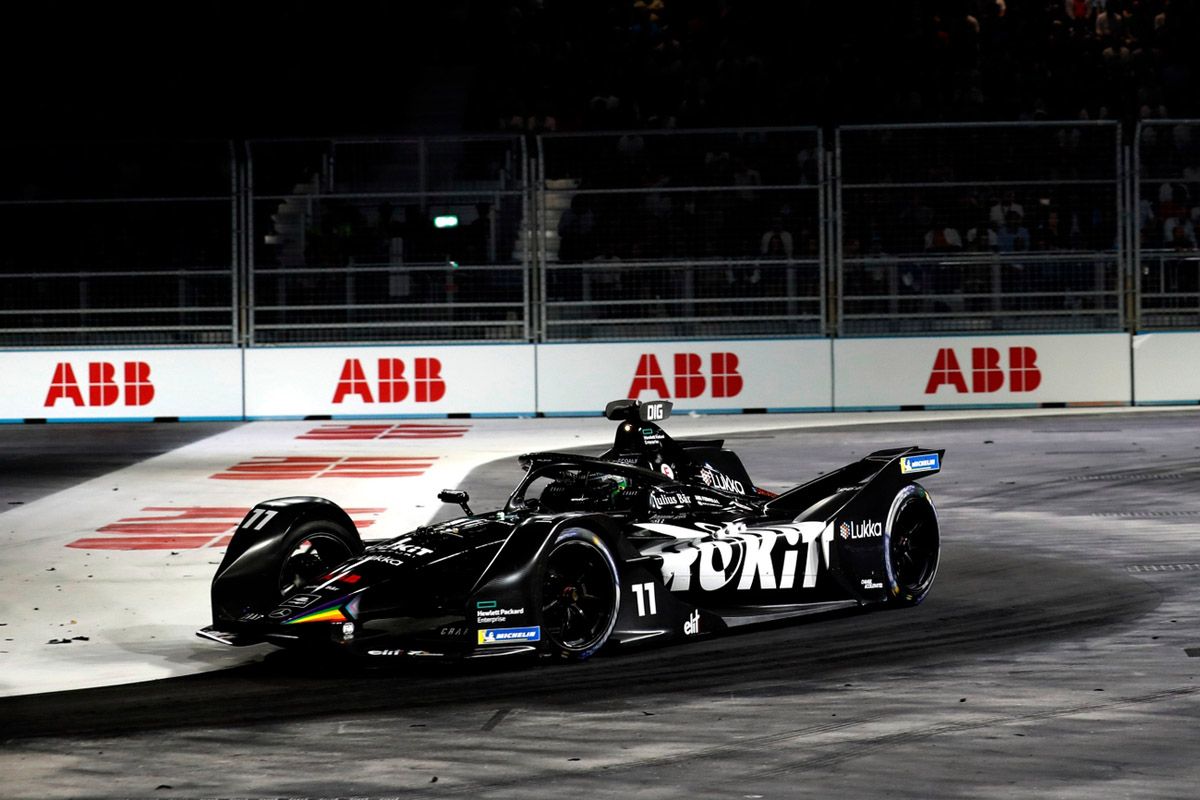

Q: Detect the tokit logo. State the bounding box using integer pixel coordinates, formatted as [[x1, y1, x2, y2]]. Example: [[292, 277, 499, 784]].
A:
[[332, 357, 446, 404], [44, 361, 155, 407], [925, 347, 1041, 395], [839, 520, 883, 540], [628, 352, 743, 400], [381, 541, 434, 557], [640, 520, 832, 593]]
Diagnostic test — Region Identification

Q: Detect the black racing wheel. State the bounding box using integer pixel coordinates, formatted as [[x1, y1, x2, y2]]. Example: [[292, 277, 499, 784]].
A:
[[277, 521, 359, 597], [885, 485, 940, 606], [540, 528, 620, 660]]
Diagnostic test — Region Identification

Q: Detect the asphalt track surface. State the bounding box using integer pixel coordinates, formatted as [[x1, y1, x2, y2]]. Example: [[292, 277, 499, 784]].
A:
[[3, 412, 1200, 798]]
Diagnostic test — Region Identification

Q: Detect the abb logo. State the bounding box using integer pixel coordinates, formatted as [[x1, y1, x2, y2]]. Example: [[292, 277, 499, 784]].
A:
[[44, 362, 155, 407], [333, 358, 446, 404], [925, 347, 1042, 394], [628, 353, 743, 400]]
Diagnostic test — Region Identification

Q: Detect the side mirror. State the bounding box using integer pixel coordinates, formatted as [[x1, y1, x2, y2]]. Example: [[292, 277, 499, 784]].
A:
[[438, 489, 472, 516]]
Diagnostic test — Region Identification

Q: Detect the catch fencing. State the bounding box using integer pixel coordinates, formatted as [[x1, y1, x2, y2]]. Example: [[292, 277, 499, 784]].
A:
[[0, 141, 236, 347], [836, 122, 1125, 336], [536, 128, 825, 341], [245, 136, 529, 344], [1135, 120, 1200, 330], [3, 122, 1199, 348]]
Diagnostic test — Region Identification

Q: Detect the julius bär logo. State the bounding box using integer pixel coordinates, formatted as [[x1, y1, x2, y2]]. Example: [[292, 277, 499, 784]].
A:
[[925, 347, 1041, 395], [332, 358, 446, 404], [44, 362, 155, 407], [628, 352, 743, 400]]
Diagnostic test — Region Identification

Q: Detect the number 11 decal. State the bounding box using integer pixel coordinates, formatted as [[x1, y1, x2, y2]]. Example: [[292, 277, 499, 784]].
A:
[[632, 582, 657, 616]]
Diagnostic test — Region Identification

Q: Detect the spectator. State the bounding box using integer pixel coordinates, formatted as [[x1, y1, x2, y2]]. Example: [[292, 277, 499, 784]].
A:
[[557, 194, 597, 263], [996, 210, 1031, 252], [966, 217, 998, 250], [1036, 210, 1065, 250], [1166, 216, 1197, 249], [759, 217, 794, 259], [989, 191, 1025, 227], [923, 221, 964, 252]]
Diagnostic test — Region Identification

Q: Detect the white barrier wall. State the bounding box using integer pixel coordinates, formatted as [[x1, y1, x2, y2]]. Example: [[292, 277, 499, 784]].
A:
[[243, 345, 537, 417], [1133, 332, 1200, 404], [0, 348, 244, 421], [536, 339, 833, 414], [834, 334, 1131, 409], [6, 334, 1173, 422]]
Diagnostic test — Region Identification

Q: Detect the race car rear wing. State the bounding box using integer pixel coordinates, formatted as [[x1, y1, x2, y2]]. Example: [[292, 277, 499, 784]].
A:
[[762, 446, 943, 519], [863, 447, 943, 477]]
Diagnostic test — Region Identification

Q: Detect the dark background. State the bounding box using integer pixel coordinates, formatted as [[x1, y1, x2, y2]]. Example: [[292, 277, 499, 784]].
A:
[[5, 0, 1197, 141]]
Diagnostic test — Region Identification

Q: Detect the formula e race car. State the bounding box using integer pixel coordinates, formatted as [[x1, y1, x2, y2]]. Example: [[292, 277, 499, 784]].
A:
[[199, 400, 943, 660]]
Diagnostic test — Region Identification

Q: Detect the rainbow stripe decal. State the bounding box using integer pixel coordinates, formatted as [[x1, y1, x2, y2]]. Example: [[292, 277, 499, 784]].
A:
[[283, 607, 348, 625], [281, 594, 358, 625]]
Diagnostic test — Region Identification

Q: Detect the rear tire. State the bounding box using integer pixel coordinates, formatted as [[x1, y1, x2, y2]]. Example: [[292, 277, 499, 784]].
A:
[[884, 485, 940, 606], [539, 528, 620, 660]]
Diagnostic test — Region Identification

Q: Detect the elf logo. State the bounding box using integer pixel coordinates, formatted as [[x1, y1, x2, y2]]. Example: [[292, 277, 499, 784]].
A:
[[44, 362, 155, 407], [925, 347, 1041, 395], [332, 358, 446, 404], [628, 353, 743, 400]]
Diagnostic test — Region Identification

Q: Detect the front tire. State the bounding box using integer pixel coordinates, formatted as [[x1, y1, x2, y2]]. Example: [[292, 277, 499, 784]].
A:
[[884, 485, 940, 606], [213, 514, 363, 624], [277, 520, 361, 598], [539, 528, 620, 660]]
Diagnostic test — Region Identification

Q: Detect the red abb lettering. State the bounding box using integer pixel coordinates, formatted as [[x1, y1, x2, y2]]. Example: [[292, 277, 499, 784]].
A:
[[415, 358, 446, 403], [45, 363, 85, 407], [332, 359, 374, 403], [712, 352, 743, 398], [674, 353, 705, 399], [44, 362, 154, 407], [332, 357, 446, 404], [1009, 346, 1042, 392], [378, 359, 408, 403], [924, 348, 969, 394], [627, 352, 743, 400], [971, 347, 1004, 393], [628, 354, 671, 399], [924, 347, 1041, 395], [89, 362, 120, 406], [124, 361, 155, 406]]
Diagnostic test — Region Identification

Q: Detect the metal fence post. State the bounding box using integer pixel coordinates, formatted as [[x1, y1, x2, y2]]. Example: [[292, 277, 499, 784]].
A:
[[244, 140, 256, 347], [230, 140, 241, 346], [832, 129, 843, 338], [1132, 122, 1142, 333]]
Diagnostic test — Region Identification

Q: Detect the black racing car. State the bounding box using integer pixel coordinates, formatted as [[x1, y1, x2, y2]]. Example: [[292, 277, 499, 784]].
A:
[[199, 400, 943, 660]]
